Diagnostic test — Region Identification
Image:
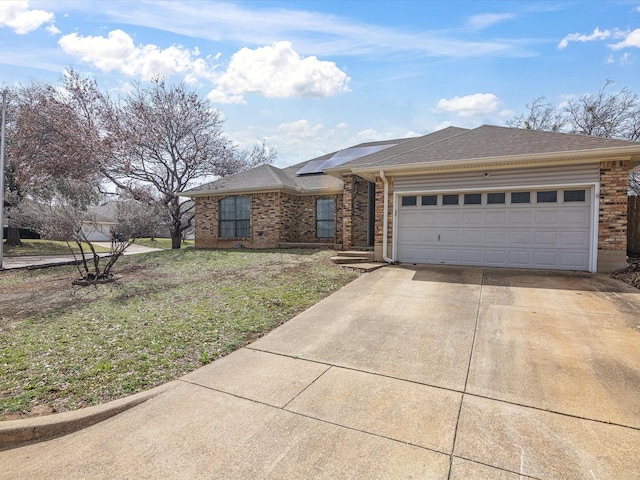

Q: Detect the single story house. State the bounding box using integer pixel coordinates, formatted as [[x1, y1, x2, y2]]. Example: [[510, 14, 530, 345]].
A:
[[181, 125, 640, 272]]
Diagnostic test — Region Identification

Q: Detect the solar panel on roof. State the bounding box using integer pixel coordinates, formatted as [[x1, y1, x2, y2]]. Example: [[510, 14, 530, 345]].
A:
[[295, 159, 328, 175], [320, 144, 395, 169], [296, 144, 397, 175]]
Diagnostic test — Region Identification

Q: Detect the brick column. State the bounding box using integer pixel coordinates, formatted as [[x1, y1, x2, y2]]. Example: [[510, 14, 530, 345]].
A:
[[374, 175, 394, 260], [598, 160, 629, 271], [342, 175, 354, 249]]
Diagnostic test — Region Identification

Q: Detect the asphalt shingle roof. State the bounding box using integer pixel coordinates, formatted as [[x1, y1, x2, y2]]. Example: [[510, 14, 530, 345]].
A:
[[183, 125, 640, 196], [341, 125, 640, 170], [183, 137, 414, 195]]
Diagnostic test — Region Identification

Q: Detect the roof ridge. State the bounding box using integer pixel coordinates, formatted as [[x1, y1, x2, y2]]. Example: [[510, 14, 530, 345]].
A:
[[363, 126, 471, 168]]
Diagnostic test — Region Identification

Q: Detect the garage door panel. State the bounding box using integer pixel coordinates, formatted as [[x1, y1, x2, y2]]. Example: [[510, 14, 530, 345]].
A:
[[440, 211, 462, 225], [461, 249, 484, 263], [485, 211, 507, 225], [462, 211, 484, 225], [462, 230, 484, 244], [533, 251, 559, 267], [416, 230, 439, 243], [440, 230, 460, 242], [485, 231, 508, 245], [397, 187, 591, 271], [484, 250, 507, 265], [508, 250, 534, 265], [398, 211, 420, 227], [561, 252, 589, 269], [534, 231, 558, 245], [534, 209, 561, 226], [563, 209, 590, 225], [561, 230, 589, 247], [509, 231, 532, 245], [508, 210, 533, 224], [440, 248, 461, 262]]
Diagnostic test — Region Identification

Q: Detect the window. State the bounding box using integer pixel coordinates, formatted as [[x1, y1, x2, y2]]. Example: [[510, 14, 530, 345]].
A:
[[421, 195, 437, 206], [442, 194, 459, 205], [464, 193, 481, 205], [487, 192, 506, 204], [511, 192, 530, 204], [537, 190, 557, 203], [401, 196, 417, 206], [219, 196, 250, 237], [564, 189, 586, 202], [316, 197, 335, 238]]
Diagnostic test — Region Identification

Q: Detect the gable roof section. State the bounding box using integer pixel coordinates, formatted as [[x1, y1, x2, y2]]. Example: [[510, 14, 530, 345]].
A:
[[342, 125, 640, 176], [181, 137, 414, 197], [326, 126, 469, 172]]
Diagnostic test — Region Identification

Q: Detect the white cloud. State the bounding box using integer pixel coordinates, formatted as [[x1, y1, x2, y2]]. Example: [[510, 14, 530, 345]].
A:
[[610, 28, 640, 49], [356, 128, 379, 140], [208, 41, 350, 104], [277, 119, 324, 138], [58, 29, 217, 82], [558, 27, 619, 49], [0, 0, 55, 34], [467, 13, 516, 30], [435, 93, 501, 118]]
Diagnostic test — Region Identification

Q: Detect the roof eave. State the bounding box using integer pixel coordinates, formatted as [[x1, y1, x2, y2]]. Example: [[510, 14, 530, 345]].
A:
[[180, 184, 343, 198], [350, 147, 640, 177]]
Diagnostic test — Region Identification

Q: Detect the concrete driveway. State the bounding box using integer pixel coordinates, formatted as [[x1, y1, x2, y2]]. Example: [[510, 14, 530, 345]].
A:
[[1, 265, 639, 479]]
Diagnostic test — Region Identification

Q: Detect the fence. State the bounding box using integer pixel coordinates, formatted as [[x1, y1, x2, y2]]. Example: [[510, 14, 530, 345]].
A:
[[629, 195, 640, 256]]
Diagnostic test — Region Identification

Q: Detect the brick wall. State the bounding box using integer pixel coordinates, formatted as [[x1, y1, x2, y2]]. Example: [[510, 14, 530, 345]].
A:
[[342, 175, 354, 247], [193, 191, 343, 249], [599, 160, 628, 251], [351, 179, 371, 247], [374, 175, 394, 256]]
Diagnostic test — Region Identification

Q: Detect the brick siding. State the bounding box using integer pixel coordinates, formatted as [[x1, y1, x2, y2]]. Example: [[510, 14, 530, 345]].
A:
[[599, 160, 628, 251], [193, 191, 343, 249]]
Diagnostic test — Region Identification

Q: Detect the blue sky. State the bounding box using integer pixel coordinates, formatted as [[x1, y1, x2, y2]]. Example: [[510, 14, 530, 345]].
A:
[[1, 1, 640, 167]]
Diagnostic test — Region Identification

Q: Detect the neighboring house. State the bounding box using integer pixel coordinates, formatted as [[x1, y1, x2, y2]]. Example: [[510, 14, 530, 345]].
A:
[[181, 125, 640, 272], [81, 202, 118, 241]]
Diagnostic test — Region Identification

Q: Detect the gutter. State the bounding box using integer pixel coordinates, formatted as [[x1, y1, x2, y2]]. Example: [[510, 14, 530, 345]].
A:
[[379, 170, 393, 264]]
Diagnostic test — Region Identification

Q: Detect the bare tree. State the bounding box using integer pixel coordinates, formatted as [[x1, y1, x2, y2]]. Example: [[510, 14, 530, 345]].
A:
[[564, 79, 639, 139], [508, 79, 640, 194], [506, 96, 565, 132], [4, 70, 108, 245], [103, 79, 265, 249]]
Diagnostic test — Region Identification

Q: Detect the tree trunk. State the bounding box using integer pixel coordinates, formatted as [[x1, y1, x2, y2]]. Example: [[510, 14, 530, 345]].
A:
[[6, 227, 22, 246], [171, 229, 182, 249]]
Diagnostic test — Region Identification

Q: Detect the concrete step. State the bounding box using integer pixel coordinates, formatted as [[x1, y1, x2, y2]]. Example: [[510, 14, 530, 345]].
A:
[[330, 256, 373, 264], [339, 250, 375, 259], [340, 262, 386, 272], [278, 242, 342, 249]]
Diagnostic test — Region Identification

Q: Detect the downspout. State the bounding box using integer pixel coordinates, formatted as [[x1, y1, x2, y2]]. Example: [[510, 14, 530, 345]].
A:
[[379, 171, 394, 263]]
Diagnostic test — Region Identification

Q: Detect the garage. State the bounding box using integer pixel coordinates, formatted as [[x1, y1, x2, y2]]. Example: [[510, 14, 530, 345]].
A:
[[396, 186, 594, 271]]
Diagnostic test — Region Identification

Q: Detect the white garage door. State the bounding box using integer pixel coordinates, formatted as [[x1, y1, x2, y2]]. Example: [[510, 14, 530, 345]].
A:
[[396, 188, 592, 270]]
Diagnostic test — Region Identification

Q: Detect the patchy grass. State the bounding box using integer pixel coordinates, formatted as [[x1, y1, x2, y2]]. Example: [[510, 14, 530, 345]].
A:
[[3, 239, 111, 256], [134, 238, 194, 249], [0, 249, 358, 420]]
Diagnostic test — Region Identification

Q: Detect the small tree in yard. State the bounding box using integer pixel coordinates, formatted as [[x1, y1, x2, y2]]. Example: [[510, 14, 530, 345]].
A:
[[17, 182, 164, 284]]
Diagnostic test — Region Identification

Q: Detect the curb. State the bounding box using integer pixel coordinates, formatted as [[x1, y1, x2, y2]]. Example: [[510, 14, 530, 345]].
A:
[[0, 381, 176, 451]]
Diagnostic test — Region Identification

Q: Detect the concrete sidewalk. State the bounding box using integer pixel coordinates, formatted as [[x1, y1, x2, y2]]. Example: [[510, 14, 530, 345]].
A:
[[1, 243, 162, 270], [1, 265, 639, 479]]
